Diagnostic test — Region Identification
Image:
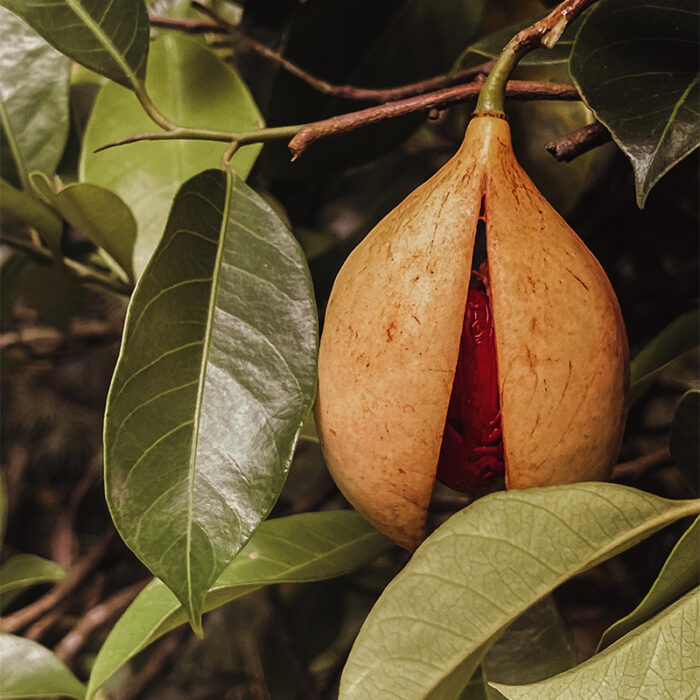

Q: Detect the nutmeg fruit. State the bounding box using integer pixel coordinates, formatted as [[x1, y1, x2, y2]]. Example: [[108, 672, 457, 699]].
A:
[[315, 114, 629, 549]]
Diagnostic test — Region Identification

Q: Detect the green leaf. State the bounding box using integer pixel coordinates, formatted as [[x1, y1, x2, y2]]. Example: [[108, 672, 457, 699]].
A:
[[0, 0, 149, 89], [670, 391, 700, 492], [0, 633, 85, 699], [29, 173, 136, 281], [629, 310, 699, 405], [104, 169, 318, 632], [339, 484, 700, 700], [492, 587, 700, 700], [570, 0, 700, 207], [598, 515, 700, 651], [80, 34, 263, 277], [0, 7, 70, 190], [0, 554, 66, 599], [86, 511, 390, 700], [455, 12, 575, 69]]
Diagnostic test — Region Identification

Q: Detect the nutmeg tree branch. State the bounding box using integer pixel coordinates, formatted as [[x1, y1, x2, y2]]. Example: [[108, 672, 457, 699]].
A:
[[546, 121, 612, 161], [476, 0, 598, 114], [96, 80, 579, 155]]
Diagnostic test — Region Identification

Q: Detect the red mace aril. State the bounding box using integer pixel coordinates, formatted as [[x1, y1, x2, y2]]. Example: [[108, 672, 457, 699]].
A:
[[436, 266, 505, 494], [315, 111, 629, 550]]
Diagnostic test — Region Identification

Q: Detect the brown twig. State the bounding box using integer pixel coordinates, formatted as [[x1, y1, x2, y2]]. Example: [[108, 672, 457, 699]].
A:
[[54, 579, 149, 663], [546, 122, 612, 161], [611, 448, 673, 481], [0, 531, 114, 634], [149, 15, 223, 33], [289, 79, 579, 159], [24, 600, 71, 641]]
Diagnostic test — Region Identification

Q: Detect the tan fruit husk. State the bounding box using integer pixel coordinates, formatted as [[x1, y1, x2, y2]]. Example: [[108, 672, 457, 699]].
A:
[[315, 115, 629, 550]]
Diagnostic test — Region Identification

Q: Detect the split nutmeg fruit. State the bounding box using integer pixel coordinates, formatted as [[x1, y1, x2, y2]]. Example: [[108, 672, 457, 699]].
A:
[[315, 111, 629, 550]]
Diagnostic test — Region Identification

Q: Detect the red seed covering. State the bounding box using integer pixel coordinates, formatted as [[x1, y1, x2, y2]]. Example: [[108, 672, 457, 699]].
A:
[[436, 279, 504, 493]]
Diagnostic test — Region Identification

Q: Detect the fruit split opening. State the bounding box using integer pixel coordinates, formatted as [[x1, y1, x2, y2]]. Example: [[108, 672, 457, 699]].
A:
[[436, 199, 505, 494]]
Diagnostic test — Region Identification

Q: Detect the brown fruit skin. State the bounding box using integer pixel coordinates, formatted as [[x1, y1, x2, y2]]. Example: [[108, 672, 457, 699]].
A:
[[315, 116, 629, 550]]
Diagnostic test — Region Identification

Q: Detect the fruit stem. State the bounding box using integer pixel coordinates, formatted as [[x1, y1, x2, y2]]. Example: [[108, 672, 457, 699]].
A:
[[475, 0, 596, 114]]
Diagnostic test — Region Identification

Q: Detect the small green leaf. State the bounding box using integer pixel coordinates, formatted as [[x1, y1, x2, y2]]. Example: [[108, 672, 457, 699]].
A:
[[598, 515, 699, 651], [455, 13, 575, 69], [29, 173, 136, 281], [492, 587, 700, 700], [570, 0, 700, 207], [670, 391, 700, 492], [0, 554, 66, 599], [339, 484, 700, 700], [629, 310, 699, 405], [86, 511, 390, 700], [80, 34, 264, 277], [0, 7, 70, 190], [0, 634, 85, 699], [0, 0, 149, 89], [104, 169, 318, 632]]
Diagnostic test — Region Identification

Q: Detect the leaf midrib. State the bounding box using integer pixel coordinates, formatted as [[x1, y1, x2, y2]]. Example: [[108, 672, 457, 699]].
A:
[[183, 169, 232, 625], [66, 0, 139, 87], [347, 496, 700, 696]]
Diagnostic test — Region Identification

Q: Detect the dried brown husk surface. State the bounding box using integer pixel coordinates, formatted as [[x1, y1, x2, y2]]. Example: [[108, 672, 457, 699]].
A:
[[316, 115, 629, 549]]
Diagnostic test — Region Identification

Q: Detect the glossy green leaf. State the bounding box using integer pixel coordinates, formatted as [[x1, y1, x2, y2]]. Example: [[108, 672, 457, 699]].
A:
[[455, 12, 574, 69], [570, 0, 700, 207], [0, 554, 65, 598], [104, 169, 318, 632], [81, 34, 263, 277], [86, 511, 390, 700], [0, 0, 149, 89], [0, 634, 85, 699], [339, 484, 700, 700], [0, 7, 70, 190], [670, 391, 700, 492], [598, 515, 700, 651], [29, 172, 136, 281], [629, 310, 699, 405], [493, 587, 700, 700]]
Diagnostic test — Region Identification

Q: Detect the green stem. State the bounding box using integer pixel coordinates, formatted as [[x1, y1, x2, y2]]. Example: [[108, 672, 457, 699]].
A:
[[96, 123, 304, 153], [474, 41, 522, 114], [133, 82, 179, 131]]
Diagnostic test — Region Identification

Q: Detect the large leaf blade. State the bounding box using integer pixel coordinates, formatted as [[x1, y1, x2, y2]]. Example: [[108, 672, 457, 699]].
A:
[[0, 7, 70, 190], [81, 34, 263, 277], [104, 169, 318, 631], [493, 588, 700, 700], [0, 634, 85, 699], [339, 484, 700, 699], [570, 0, 700, 207], [86, 511, 390, 700], [0, 0, 149, 88]]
